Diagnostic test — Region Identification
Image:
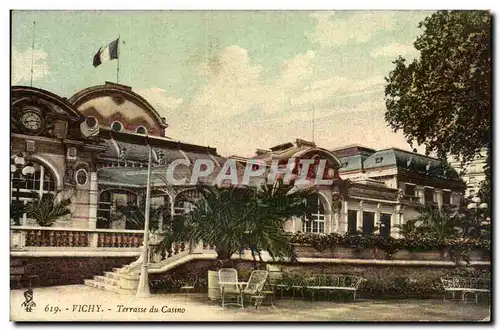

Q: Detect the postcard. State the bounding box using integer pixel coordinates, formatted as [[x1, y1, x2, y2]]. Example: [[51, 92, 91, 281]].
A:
[[10, 9, 491, 322]]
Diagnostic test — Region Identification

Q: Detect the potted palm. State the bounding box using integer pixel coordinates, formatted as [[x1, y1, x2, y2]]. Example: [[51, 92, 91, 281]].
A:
[[24, 192, 71, 227]]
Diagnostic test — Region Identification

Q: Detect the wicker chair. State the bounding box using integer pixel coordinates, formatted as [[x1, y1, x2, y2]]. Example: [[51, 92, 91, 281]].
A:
[[219, 268, 241, 307], [241, 270, 269, 308]]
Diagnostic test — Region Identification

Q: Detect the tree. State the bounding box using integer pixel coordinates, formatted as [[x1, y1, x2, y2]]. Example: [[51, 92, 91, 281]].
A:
[[115, 200, 167, 232], [384, 11, 491, 171], [156, 182, 313, 266], [25, 193, 71, 227]]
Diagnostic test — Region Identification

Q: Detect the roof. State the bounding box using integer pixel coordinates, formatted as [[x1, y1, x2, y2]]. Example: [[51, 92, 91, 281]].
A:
[[97, 163, 265, 188], [363, 148, 461, 180], [331, 145, 376, 158], [252, 138, 341, 169]]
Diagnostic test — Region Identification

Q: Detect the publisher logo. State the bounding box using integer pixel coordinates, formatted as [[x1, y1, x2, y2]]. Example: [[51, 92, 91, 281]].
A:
[[21, 289, 36, 312]]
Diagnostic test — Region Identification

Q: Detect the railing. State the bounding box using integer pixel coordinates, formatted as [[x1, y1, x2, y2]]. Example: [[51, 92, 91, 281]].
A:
[[10, 226, 144, 250], [403, 195, 422, 204]]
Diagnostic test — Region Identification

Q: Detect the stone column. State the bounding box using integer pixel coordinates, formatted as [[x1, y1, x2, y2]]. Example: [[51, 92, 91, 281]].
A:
[[436, 189, 443, 210], [416, 186, 424, 204], [394, 204, 404, 238], [88, 170, 98, 230], [340, 199, 349, 233], [332, 211, 340, 233], [375, 203, 381, 234], [357, 200, 363, 231]]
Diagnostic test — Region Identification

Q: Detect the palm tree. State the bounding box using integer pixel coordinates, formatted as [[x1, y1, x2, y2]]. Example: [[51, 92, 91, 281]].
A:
[[394, 218, 421, 239], [25, 192, 71, 227], [155, 181, 313, 266], [414, 206, 459, 242], [241, 182, 312, 265], [115, 200, 168, 232]]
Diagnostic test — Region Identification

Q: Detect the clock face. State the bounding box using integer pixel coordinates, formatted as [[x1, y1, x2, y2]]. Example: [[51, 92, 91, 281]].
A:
[[20, 110, 43, 132]]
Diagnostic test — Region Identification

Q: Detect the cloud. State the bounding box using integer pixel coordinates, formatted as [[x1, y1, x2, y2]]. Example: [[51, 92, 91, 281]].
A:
[[191, 46, 317, 118], [133, 43, 423, 157], [135, 87, 184, 111], [11, 47, 50, 84], [289, 75, 385, 107], [307, 11, 398, 47], [370, 42, 420, 58]]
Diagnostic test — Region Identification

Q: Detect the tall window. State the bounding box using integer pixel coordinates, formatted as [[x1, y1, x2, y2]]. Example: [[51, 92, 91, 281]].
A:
[[424, 187, 435, 204], [442, 191, 451, 205], [10, 161, 56, 224], [405, 184, 416, 196], [379, 213, 392, 238], [362, 211, 375, 235], [347, 210, 357, 234], [303, 194, 325, 233]]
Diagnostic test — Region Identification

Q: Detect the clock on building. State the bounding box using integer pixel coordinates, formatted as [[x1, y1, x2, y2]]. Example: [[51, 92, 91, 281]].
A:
[[20, 108, 43, 132]]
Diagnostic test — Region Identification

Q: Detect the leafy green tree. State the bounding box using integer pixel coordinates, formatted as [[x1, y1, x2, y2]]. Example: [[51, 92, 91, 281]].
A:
[[384, 10, 491, 172], [25, 193, 71, 227]]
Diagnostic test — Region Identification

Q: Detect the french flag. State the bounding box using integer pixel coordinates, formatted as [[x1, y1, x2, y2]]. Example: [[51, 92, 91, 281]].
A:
[[93, 38, 119, 67]]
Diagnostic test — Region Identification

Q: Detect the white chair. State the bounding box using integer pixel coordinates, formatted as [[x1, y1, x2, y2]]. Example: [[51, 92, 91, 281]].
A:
[[241, 270, 269, 308], [219, 268, 242, 307]]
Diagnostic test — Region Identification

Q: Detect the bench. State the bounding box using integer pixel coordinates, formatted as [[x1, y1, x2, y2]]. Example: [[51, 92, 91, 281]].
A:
[[10, 261, 37, 290], [270, 271, 365, 301], [441, 277, 490, 303]]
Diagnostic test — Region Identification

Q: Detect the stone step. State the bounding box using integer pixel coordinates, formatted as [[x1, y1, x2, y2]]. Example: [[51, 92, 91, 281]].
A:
[[93, 275, 119, 287], [84, 279, 135, 295], [104, 272, 121, 280]]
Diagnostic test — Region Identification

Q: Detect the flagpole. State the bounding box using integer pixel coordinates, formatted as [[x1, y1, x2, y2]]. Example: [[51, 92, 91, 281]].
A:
[[30, 21, 36, 87], [116, 36, 120, 84]]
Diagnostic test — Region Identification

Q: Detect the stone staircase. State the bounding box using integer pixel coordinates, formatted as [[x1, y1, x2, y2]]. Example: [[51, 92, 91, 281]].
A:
[[84, 266, 138, 295], [83, 241, 205, 294], [82, 242, 264, 295]]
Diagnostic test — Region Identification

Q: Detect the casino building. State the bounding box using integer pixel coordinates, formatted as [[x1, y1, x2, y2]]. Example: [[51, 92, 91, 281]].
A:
[[10, 82, 466, 290]]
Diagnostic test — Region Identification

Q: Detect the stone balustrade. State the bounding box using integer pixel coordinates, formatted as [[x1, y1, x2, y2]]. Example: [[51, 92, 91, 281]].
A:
[[10, 226, 144, 250]]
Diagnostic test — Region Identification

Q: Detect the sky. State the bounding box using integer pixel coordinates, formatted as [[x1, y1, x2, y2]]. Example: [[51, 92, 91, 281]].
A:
[[11, 10, 433, 157]]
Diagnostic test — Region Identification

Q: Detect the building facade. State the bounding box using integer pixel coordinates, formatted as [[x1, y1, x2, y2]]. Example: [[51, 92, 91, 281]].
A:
[[447, 148, 488, 197], [10, 82, 466, 242]]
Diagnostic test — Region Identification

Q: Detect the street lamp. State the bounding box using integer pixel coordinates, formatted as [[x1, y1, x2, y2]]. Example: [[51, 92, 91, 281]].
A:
[[136, 145, 162, 297], [11, 154, 36, 225]]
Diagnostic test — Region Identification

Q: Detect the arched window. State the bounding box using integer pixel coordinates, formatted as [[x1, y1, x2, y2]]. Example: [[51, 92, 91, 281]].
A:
[[10, 160, 56, 225], [303, 194, 325, 233]]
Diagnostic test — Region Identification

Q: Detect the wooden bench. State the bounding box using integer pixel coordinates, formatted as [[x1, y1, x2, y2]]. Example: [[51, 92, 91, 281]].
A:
[[441, 277, 490, 303], [10, 261, 37, 290]]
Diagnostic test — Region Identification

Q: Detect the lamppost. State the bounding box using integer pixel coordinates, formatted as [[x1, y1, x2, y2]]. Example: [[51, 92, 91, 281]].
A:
[[136, 144, 163, 297], [11, 153, 35, 225]]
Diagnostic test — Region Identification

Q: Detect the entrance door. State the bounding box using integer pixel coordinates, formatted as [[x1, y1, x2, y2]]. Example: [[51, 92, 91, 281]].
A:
[[380, 213, 392, 238], [362, 211, 375, 235]]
